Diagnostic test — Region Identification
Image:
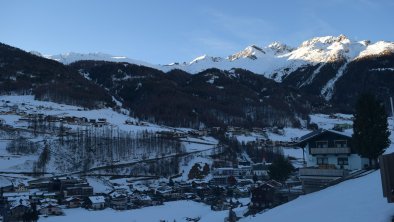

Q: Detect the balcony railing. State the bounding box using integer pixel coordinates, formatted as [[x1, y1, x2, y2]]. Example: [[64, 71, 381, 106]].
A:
[[299, 168, 349, 177], [310, 147, 351, 154]]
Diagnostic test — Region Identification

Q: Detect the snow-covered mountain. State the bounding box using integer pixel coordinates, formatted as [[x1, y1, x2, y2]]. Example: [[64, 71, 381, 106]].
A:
[[41, 35, 394, 83], [33, 35, 394, 107], [165, 35, 394, 81], [43, 52, 161, 70]]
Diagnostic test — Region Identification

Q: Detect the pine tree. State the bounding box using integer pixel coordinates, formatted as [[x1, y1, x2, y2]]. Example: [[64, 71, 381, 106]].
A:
[[202, 163, 210, 175], [268, 155, 294, 182], [188, 164, 202, 180], [352, 93, 391, 167]]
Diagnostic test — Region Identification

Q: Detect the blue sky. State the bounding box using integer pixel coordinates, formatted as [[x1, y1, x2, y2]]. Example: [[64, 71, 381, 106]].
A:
[[1, 0, 393, 64]]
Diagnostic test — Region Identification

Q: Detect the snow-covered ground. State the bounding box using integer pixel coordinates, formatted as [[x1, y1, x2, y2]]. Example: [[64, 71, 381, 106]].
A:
[[40, 200, 215, 222], [309, 113, 353, 130], [38, 168, 394, 222], [283, 147, 304, 159], [235, 133, 266, 144], [266, 127, 311, 142], [178, 156, 212, 181], [86, 177, 113, 194], [0, 95, 167, 133], [0, 140, 37, 171], [240, 170, 394, 222]]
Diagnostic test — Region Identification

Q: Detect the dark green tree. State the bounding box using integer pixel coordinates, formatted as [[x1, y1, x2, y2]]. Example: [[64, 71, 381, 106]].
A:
[[202, 163, 210, 175], [352, 93, 391, 167], [36, 142, 51, 173], [252, 173, 258, 183], [188, 164, 202, 180], [227, 175, 237, 186], [268, 155, 294, 182]]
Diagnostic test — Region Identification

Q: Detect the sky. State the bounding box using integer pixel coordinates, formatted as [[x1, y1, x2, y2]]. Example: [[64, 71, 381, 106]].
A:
[[0, 0, 393, 64]]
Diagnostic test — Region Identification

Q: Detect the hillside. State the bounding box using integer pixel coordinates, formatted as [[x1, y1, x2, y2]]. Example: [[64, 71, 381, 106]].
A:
[[70, 61, 324, 128], [42, 35, 394, 117], [2, 36, 394, 128], [0, 43, 114, 108]]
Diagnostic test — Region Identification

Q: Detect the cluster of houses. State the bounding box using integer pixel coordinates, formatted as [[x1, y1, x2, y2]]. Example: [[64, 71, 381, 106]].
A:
[[0, 171, 305, 221], [211, 162, 269, 185], [0, 100, 110, 129]]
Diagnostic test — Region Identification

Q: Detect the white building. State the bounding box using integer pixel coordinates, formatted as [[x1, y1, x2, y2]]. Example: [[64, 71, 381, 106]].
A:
[[297, 129, 370, 193], [298, 129, 369, 170], [88, 196, 106, 210]]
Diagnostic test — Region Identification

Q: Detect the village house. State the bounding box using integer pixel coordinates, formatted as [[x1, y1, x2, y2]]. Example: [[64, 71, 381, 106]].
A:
[[108, 190, 130, 210], [64, 197, 83, 208], [7, 198, 32, 221], [14, 183, 28, 193], [249, 180, 282, 214], [134, 195, 152, 207], [38, 203, 63, 216], [211, 164, 254, 185], [87, 196, 106, 210], [252, 163, 269, 179], [63, 184, 93, 198], [297, 129, 370, 193]]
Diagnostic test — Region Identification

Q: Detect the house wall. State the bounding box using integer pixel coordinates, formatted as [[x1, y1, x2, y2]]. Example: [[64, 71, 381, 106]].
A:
[[306, 144, 367, 170], [92, 203, 105, 210]]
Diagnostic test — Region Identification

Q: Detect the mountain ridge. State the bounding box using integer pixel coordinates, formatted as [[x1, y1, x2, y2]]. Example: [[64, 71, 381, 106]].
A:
[[40, 35, 394, 81]]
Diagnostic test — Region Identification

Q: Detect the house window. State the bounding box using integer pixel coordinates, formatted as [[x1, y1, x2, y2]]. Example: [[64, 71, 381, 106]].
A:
[[316, 141, 328, 148], [338, 157, 348, 165], [334, 140, 347, 148], [317, 157, 328, 165]]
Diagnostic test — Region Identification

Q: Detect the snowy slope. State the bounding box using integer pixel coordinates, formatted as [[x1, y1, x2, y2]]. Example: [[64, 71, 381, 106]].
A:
[[240, 170, 394, 222], [0, 95, 218, 173]]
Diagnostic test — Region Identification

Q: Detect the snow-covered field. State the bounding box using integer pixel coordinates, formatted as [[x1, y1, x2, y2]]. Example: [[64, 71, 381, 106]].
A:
[[40, 200, 216, 222], [0, 95, 167, 133], [310, 113, 353, 131], [266, 127, 311, 142], [0, 140, 37, 171], [240, 170, 394, 222]]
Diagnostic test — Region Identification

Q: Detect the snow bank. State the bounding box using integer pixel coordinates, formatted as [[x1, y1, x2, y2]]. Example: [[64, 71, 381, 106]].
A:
[[240, 171, 394, 222]]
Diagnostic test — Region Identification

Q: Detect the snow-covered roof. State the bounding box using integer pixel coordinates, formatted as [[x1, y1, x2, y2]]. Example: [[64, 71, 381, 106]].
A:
[[137, 195, 152, 201], [88, 196, 105, 204], [65, 197, 80, 202], [9, 198, 30, 209], [297, 129, 351, 145]]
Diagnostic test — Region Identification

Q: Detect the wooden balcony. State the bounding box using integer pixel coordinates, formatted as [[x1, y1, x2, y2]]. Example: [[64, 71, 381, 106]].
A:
[[310, 147, 351, 154], [299, 167, 349, 177]]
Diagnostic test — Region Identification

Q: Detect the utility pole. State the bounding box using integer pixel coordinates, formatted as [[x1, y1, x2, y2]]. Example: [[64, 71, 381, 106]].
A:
[[390, 97, 394, 131]]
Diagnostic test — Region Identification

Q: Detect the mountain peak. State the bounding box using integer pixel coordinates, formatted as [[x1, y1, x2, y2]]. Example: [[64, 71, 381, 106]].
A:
[[228, 45, 265, 61], [189, 55, 222, 64], [301, 34, 350, 47], [267, 41, 293, 54]]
